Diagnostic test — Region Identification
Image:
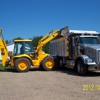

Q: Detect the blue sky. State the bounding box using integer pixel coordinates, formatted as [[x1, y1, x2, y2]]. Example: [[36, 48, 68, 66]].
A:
[[0, 0, 100, 41]]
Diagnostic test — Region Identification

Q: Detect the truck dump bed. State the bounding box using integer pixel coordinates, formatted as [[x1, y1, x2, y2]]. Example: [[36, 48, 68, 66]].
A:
[[49, 37, 69, 57]]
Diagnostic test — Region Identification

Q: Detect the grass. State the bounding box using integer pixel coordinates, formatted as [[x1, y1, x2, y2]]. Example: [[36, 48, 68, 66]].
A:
[[0, 64, 12, 71]]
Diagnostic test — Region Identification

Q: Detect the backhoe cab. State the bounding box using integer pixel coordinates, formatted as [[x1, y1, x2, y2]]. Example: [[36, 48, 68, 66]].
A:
[[0, 26, 68, 72], [13, 40, 34, 55]]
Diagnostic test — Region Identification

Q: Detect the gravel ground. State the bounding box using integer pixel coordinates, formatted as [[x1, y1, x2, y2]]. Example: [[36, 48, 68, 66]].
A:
[[0, 68, 100, 100]]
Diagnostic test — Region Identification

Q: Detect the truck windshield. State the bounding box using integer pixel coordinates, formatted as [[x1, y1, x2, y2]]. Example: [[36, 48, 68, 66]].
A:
[[80, 37, 99, 44]]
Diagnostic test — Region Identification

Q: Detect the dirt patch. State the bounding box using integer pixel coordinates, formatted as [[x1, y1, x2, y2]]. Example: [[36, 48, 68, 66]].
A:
[[0, 68, 100, 100]]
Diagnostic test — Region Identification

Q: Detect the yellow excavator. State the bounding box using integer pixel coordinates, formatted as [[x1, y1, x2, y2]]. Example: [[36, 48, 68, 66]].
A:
[[0, 26, 68, 72]]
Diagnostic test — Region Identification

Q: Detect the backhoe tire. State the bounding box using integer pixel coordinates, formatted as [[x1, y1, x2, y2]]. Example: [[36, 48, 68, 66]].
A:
[[42, 56, 55, 71], [15, 58, 31, 72], [77, 60, 87, 76]]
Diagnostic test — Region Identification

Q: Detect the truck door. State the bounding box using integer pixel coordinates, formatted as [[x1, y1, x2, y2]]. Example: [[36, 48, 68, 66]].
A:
[[69, 37, 73, 58], [73, 37, 80, 58]]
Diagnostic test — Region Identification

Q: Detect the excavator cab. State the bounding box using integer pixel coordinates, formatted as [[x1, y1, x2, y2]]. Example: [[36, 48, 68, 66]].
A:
[[13, 40, 34, 56]]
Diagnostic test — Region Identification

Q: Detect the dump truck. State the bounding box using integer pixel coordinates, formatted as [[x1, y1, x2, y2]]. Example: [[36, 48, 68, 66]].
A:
[[49, 27, 100, 75], [0, 26, 68, 72]]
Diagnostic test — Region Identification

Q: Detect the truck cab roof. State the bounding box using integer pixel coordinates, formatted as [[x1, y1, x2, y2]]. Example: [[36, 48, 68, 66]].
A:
[[69, 30, 99, 34], [66, 30, 100, 37], [79, 35, 99, 37]]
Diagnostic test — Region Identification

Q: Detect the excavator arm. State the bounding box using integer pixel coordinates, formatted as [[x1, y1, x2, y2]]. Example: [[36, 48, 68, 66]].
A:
[[36, 26, 69, 54], [0, 29, 8, 66]]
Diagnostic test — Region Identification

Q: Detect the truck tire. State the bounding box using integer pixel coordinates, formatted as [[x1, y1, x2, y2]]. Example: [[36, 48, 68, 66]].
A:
[[42, 56, 55, 71], [77, 60, 87, 76], [54, 57, 65, 69], [54, 57, 59, 69], [59, 59, 63, 68], [15, 58, 31, 72]]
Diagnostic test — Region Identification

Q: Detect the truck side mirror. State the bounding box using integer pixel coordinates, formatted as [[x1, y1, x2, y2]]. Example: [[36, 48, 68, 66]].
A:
[[75, 38, 79, 46]]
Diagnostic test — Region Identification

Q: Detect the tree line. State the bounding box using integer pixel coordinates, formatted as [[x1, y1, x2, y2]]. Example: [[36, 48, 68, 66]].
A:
[[6, 36, 49, 53]]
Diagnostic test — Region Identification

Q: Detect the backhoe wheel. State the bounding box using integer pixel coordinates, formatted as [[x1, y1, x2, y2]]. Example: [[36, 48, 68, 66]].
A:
[[77, 60, 87, 76], [42, 56, 55, 71], [15, 58, 31, 72]]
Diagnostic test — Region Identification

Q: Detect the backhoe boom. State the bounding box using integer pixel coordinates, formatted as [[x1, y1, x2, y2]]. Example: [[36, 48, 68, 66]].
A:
[[0, 29, 8, 66]]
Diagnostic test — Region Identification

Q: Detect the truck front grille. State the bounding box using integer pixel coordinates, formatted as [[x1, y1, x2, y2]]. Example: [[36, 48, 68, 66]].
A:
[[86, 49, 96, 62]]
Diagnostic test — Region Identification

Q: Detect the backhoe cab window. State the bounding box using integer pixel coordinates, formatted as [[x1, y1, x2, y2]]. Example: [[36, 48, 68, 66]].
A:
[[14, 42, 23, 55], [25, 42, 33, 52], [14, 42, 34, 55]]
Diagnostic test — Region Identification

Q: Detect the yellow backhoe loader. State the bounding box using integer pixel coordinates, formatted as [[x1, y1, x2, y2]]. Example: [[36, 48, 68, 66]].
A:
[[0, 26, 68, 72]]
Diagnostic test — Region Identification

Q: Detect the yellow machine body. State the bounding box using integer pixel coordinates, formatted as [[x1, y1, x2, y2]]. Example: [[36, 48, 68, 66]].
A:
[[0, 26, 69, 72]]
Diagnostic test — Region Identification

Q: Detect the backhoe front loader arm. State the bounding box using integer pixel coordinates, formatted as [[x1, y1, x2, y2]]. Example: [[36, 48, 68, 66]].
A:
[[36, 30, 59, 53], [0, 29, 8, 66], [36, 26, 69, 54]]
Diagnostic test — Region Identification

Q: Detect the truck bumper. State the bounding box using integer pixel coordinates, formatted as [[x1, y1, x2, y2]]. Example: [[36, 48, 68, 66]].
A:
[[88, 65, 100, 71]]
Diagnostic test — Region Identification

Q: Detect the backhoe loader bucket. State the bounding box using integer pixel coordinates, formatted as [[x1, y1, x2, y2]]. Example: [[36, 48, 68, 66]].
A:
[[59, 26, 69, 37], [53, 26, 69, 39], [49, 26, 69, 39]]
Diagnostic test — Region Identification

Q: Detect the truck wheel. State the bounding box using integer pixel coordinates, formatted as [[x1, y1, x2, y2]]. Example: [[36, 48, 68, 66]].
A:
[[42, 56, 55, 71], [77, 60, 87, 76], [59, 59, 63, 68], [58, 59, 65, 69], [15, 58, 31, 72], [54, 57, 59, 69]]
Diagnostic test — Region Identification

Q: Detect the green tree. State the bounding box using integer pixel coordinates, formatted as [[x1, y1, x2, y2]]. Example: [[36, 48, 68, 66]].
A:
[[5, 40, 9, 44], [43, 42, 49, 53], [32, 36, 43, 47], [13, 37, 23, 41], [32, 36, 49, 53], [5, 40, 12, 44]]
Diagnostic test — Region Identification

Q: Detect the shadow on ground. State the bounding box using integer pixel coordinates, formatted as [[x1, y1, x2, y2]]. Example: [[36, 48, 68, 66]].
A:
[[30, 67, 100, 77], [0, 68, 17, 72], [54, 67, 100, 77], [0, 66, 100, 77], [0, 67, 44, 73]]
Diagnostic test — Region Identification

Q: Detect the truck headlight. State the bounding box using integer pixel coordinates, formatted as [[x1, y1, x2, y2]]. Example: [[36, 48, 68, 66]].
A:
[[85, 58, 92, 63]]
